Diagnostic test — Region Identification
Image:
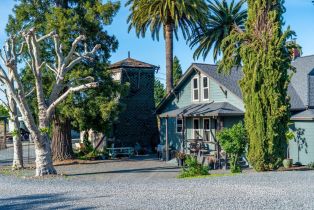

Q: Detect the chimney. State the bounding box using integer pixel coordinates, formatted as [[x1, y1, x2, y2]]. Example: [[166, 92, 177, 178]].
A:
[[292, 48, 300, 60], [128, 51, 131, 58]]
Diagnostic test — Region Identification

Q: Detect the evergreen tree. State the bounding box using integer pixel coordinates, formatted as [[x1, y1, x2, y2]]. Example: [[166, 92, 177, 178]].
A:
[[173, 56, 182, 86], [154, 79, 166, 107], [6, 0, 123, 161], [219, 0, 293, 171]]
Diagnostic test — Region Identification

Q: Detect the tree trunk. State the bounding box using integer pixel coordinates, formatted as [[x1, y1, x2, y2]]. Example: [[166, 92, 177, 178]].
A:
[[165, 23, 174, 94], [9, 88, 24, 169], [34, 133, 56, 176], [52, 116, 73, 161], [12, 119, 23, 169]]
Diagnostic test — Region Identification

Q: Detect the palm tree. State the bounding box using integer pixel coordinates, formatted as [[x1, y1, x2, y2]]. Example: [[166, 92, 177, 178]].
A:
[[126, 0, 208, 93], [189, 0, 247, 61]]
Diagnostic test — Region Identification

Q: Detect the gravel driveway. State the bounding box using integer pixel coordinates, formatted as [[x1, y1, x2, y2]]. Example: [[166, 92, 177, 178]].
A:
[[1, 158, 314, 210]]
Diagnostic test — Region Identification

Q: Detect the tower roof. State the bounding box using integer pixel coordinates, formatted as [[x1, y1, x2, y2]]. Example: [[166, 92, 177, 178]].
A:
[[109, 57, 157, 69]]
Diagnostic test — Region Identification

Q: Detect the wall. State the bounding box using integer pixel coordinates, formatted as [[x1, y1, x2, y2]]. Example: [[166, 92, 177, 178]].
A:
[[113, 67, 158, 149], [289, 121, 314, 165]]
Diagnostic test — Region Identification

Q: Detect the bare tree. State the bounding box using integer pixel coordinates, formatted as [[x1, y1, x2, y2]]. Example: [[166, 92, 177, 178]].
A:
[[0, 28, 100, 176], [0, 86, 23, 169]]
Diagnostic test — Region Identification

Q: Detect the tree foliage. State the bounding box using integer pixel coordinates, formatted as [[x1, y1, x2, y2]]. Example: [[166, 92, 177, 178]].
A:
[[126, 0, 208, 93], [6, 0, 124, 134], [189, 0, 247, 61], [154, 79, 166, 107], [0, 104, 9, 117], [217, 122, 247, 173], [173, 56, 182, 86], [219, 0, 293, 171]]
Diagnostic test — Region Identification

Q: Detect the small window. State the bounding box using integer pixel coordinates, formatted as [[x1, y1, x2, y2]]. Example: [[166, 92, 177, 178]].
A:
[[193, 77, 199, 101], [176, 118, 183, 133], [203, 76, 209, 100]]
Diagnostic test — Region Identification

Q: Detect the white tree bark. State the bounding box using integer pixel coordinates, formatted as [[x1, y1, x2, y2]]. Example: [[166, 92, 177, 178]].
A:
[[8, 92, 23, 169], [0, 29, 100, 176]]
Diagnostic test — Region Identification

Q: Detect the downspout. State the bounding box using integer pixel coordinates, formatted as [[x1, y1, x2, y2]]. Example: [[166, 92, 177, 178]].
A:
[[181, 114, 185, 152], [165, 115, 169, 161]]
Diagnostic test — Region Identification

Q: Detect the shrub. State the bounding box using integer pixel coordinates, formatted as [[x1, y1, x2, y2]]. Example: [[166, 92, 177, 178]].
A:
[[217, 122, 247, 173], [308, 162, 314, 169], [178, 155, 209, 178]]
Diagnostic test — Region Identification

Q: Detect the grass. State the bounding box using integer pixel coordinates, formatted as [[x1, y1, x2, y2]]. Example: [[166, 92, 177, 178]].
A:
[[178, 172, 239, 179]]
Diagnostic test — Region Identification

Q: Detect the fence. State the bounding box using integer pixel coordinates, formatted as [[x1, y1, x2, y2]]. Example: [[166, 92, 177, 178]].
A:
[[0, 140, 35, 167]]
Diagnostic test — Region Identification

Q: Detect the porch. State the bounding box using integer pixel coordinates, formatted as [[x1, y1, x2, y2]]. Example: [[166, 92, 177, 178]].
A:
[[158, 102, 244, 168]]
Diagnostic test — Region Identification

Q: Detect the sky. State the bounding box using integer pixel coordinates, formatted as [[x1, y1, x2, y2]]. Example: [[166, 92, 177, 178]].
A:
[[1, 0, 314, 84]]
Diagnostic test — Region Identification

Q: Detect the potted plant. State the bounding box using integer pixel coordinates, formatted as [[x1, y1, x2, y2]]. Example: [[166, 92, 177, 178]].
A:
[[283, 130, 295, 169], [175, 151, 186, 167]]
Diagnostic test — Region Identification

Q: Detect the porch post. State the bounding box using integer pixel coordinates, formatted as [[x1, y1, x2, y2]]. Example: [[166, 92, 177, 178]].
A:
[[165, 116, 169, 161], [181, 115, 185, 152]]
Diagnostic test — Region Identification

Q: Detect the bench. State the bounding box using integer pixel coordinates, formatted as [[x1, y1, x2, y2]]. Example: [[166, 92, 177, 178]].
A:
[[107, 147, 134, 158]]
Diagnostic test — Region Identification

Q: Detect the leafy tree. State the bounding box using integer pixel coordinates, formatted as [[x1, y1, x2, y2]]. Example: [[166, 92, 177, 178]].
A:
[[154, 79, 166, 107], [126, 0, 208, 93], [6, 0, 123, 161], [0, 104, 9, 117], [217, 122, 247, 173], [173, 56, 182, 86], [189, 0, 247, 61], [218, 0, 293, 171]]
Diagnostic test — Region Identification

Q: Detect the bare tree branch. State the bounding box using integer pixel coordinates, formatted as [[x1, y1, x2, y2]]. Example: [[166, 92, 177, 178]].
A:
[[36, 30, 56, 42], [25, 87, 35, 98], [47, 82, 98, 118]]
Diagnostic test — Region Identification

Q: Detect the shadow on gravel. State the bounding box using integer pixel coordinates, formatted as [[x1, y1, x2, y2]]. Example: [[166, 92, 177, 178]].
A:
[[67, 166, 179, 177], [0, 193, 95, 210]]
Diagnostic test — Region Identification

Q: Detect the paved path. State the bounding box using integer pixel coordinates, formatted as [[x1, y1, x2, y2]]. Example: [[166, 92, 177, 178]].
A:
[[0, 157, 314, 209]]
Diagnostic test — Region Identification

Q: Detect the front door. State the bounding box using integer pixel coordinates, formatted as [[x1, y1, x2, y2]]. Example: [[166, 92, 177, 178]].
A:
[[193, 118, 201, 139]]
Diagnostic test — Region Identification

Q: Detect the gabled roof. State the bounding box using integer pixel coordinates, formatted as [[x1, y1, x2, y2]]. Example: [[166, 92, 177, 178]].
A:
[[291, 109, 314, 121], [110, 57, 157, 69], [157, 59, 310, 113], [193, 63, 243, 98], [159, 102, 244, 118], [290, 55, 314, 107]]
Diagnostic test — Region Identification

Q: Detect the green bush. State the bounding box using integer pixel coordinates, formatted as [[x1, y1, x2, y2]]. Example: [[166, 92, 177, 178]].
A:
[[308, 162, 314, 169], [178, 155, 209, 178], [217, 122, 247, 173]]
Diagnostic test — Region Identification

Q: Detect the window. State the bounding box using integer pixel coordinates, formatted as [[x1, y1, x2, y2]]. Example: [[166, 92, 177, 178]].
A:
[[203, 118, 212, 142], [203, 76, 209, 100], [193, 77, 199, 101], [193, 118, 200, 139], [176, 118, 183, 133], [204, 119, 210, 130]]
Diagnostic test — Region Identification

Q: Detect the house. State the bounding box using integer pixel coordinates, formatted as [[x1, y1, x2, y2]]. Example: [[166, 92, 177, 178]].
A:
[[156, 55, 314, 165], [109, 57, 159, 151]]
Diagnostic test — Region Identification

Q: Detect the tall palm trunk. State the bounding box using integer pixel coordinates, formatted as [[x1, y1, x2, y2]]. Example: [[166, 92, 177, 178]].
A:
[[165, 23, 174, 93], [52, 116, 73, 161]]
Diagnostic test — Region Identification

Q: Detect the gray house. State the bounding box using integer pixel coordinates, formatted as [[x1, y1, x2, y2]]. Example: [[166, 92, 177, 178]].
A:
[[156, 55, 314, 165]]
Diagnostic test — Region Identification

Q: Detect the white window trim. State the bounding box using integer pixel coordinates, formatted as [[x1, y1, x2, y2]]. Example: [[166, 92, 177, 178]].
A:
[[176, 117, 183, 133], [192, 77, 199, 102], [203, 118, 212, 142], [193, 118, 200, 139], [202, 76, 210, 101]]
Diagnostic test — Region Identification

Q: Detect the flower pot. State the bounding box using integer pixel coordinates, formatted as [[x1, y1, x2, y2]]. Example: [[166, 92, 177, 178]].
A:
[[283, 158, 293, 169]]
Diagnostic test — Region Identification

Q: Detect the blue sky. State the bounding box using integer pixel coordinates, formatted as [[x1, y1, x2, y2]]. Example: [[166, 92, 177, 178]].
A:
[[1, 0, 314, 83]]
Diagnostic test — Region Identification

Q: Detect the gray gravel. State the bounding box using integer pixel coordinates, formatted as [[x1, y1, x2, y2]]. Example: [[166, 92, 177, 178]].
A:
[[1, 170, 314, 210]]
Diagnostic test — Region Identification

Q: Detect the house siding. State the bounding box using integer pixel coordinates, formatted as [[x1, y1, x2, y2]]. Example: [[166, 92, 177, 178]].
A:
[[158, 68, 245, 151], [160, 69, 244, 114], [289, 121, 314, 165]]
